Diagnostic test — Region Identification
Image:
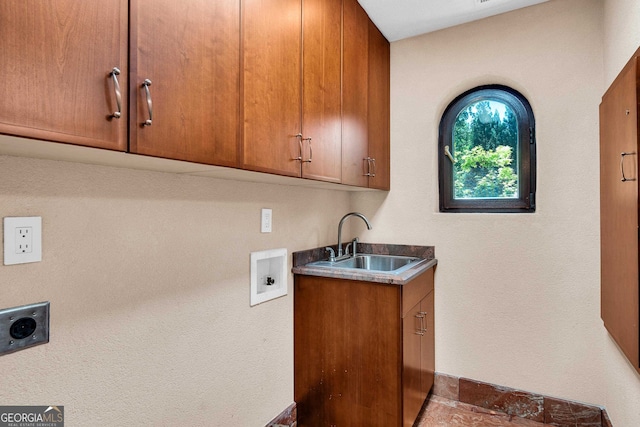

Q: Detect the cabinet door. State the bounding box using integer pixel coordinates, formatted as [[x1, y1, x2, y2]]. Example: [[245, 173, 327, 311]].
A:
[[403, 301, 424, 427], [130, 0, 239, 166], [421, 292, 435, 395], [295, 275, 403, 426], [0, 0, 127, 150], [342, 0, 369, 187], [301, 0, 343, 183], [242, 0, 302, 177], [368, 21, 391, 190], [600, 56, 640, 373]]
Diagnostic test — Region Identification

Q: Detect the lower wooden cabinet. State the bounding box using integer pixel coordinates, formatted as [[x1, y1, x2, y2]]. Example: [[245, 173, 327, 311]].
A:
[[294, 267, 435, 427]]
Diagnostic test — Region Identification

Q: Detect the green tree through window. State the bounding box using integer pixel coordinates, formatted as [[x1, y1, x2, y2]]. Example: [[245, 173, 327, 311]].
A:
[[453, 100, 518, 199], [439, 85, 536, 213]]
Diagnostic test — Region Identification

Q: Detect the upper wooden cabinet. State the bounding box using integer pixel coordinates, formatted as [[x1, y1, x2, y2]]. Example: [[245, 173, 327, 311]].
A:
[[1, 0, 389, 189], [129, 0, 240, 167], [242, 0, 302, 177], [342, 0, 391, 189], [242, 0, 343, 182], [301, 0, 343, 183], [0, 0, 128, 151], [600, 48, 640, 375], [342, 0, 370, 188], [367, 21, 391, 190]]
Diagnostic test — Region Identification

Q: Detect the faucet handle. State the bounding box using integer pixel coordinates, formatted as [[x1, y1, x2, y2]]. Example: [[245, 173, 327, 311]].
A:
[[325, 247, 336, 262]]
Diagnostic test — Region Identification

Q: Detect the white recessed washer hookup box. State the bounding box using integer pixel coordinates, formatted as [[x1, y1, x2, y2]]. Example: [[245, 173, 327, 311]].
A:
[[250, 248, 288, 306]]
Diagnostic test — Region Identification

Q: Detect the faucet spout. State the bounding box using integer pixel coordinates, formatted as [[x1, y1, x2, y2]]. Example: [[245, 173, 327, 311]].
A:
[[337, 212, 372, 257]]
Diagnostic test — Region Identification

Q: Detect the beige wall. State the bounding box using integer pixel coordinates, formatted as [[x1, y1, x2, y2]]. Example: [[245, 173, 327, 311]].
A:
[[0, 155, 350, 425], [354, 0, 636, 425]]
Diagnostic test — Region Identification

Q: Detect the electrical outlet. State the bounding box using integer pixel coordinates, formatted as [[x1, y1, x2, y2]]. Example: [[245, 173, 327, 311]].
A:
[[261, 208, 272, 233], [15, 227, 33, 254], [4, 217, 42, 265], [0, 301, 50, 356]]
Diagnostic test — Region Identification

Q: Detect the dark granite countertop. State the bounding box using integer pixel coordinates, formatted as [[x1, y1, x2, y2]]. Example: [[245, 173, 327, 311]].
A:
[[292, 243, 437, 285]]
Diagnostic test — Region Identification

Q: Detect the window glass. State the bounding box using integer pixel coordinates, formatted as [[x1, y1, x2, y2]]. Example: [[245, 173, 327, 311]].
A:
[[439, 85, 536, 213]]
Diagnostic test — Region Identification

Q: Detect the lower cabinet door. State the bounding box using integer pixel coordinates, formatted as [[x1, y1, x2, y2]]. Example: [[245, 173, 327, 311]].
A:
[[403, 300, 424, 426], [421, 291, 435, 395]]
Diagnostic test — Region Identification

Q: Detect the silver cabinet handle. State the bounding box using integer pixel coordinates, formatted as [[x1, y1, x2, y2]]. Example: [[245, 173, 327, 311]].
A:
[[109, 67, 122, 119], [444, 145, 456, 164], [419, 311, 428, 333], [620, 152, 636, 182], [364, 157, 373, 176], [303, 137, 312, 163], [293, 133, 303, 161], [142, 79, 153, 126], [370, 158, 376, 177], [415, 312, 425, 336]]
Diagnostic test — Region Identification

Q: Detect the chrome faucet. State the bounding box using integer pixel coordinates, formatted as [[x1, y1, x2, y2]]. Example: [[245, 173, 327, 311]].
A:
[[337, 212, 372, 258]]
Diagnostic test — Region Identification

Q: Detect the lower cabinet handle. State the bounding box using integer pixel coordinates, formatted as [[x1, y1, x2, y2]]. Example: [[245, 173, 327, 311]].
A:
[[419, 311, 428, 333], [620, 152, 637, 182], [109, 67, 122, 119], [370, 158, 376, 178], [415, 313, 425, 335], [142, 79, 153, 126]]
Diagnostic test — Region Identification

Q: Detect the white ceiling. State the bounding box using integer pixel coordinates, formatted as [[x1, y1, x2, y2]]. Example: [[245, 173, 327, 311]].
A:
[[358, 0, 550, 42]]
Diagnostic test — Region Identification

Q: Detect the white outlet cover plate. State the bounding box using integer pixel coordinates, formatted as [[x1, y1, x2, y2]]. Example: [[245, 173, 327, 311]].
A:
[[261, 208, 272, 233], [4, 216, 42, 265]]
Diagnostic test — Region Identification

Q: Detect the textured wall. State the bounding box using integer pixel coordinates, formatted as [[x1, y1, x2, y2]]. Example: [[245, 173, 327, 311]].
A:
[[0, 155, 350, 425], [353, 0, 635, 418]]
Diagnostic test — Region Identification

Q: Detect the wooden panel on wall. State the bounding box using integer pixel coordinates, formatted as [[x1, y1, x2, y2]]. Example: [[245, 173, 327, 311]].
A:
[[600, 54, 640, 373]]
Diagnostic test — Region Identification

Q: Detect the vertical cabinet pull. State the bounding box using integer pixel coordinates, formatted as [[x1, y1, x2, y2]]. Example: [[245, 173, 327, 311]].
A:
[[363, 158, 377, 177], [293, 134, 303, 161], [620, 152, 637, 182], [294, 135, 313, 163], [303, 137, 312, 163], [415, 312, 425, 336], [142, 79, 153, 126], [419, 311, 428, 333], [109, 67, 122, 119]]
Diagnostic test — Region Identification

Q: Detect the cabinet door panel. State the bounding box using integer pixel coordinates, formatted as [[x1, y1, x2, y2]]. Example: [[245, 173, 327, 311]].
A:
[[600, 56, 640, 372], [421, 292, 435, 395], [242, 0, 302, 177], [0, 0, 127, 150], [295, 275, 402, 426], [342, 0, 369, 187], [131, 0, 240, 166], [403, 301, 424, 427], [301, 0, 343, 182], [368, 21, 391, 190]]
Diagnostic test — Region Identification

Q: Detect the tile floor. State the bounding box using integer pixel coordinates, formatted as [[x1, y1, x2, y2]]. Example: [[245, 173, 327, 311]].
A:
[[416, 394, 555, 427]]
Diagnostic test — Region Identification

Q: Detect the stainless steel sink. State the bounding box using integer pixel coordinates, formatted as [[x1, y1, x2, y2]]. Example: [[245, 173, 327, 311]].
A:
[[306, 254, 426, 275]]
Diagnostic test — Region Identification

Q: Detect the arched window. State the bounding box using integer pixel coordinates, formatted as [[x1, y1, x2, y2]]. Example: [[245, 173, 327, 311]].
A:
[[438, 85, 536, 213]]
